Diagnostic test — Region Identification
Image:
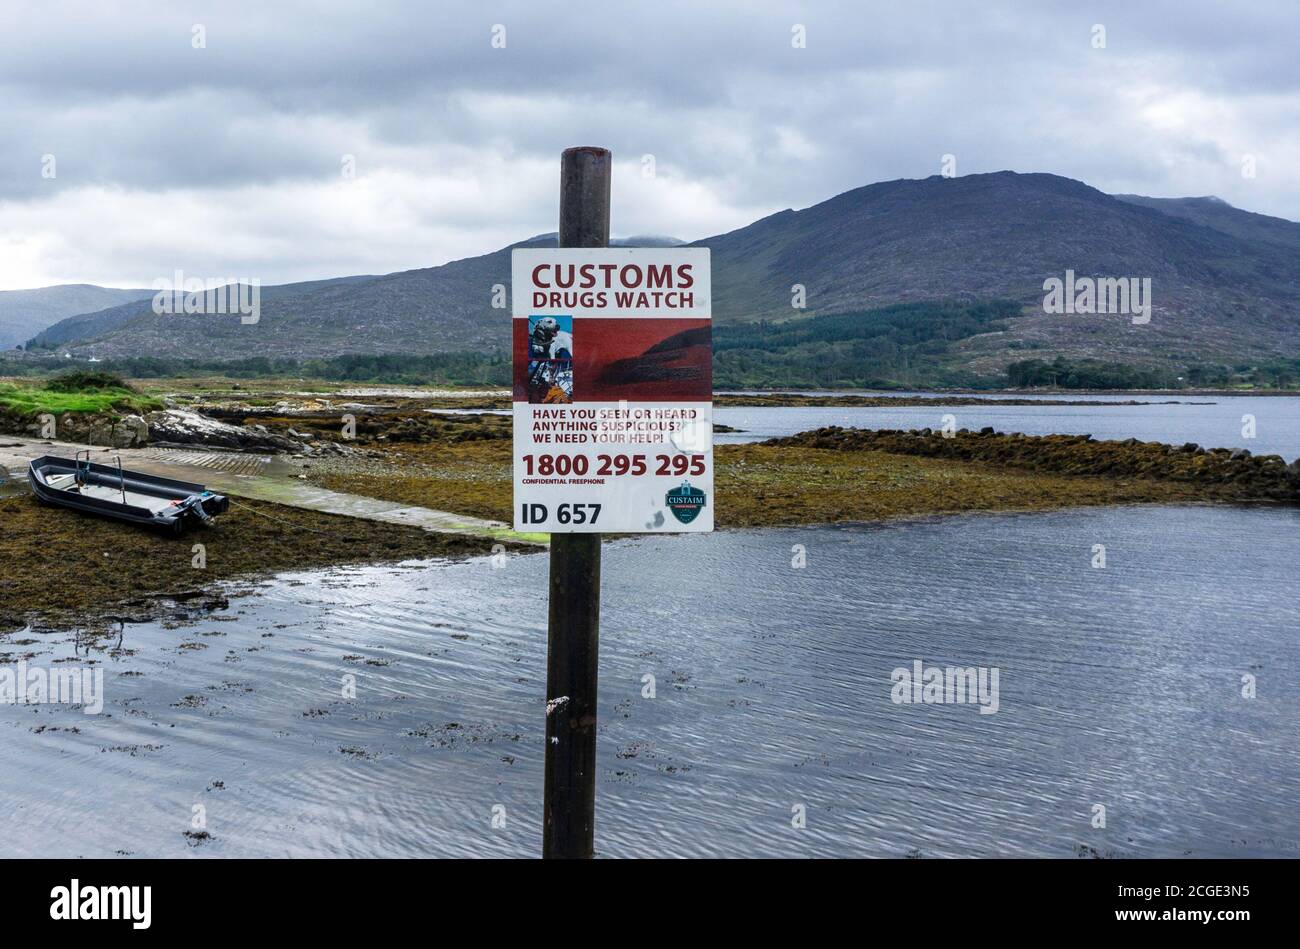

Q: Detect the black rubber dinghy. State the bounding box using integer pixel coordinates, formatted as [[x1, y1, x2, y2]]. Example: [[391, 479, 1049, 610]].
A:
[[28, 453, 228, 535]]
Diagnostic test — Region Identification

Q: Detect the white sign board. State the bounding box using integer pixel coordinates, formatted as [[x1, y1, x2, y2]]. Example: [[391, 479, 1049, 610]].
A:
[[512, 248, 713, 533]]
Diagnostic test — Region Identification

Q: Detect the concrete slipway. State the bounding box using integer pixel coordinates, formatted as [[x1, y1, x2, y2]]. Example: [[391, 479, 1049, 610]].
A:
[[0, 437, 545, 545]]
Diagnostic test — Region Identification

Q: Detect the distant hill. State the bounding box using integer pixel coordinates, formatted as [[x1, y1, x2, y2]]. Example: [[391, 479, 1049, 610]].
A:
[[29, 274, 380, 350], [28, 237, 682, 358], [0, 284, 153, 349], [700, 173, 1300, 376], [28, 172, 1300, 383], [1112, 194, 1300, 252]]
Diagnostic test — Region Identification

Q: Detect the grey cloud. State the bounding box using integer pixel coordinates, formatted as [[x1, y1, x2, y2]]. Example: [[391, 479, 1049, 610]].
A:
[[0, 0, 1296, 289]]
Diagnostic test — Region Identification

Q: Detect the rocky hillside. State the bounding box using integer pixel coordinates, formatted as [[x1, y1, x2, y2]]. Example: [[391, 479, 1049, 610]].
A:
[[27, 237, 681, 361], [28, 274, 381, 349], [1112, 194, 1300, 252], [28, 173, 1300, 379], [0, 284, 153, 349], [703, 173, 1300, 375]]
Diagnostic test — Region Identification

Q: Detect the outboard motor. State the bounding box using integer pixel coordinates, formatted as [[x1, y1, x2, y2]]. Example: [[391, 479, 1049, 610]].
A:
[[173, 492, 216, 525]]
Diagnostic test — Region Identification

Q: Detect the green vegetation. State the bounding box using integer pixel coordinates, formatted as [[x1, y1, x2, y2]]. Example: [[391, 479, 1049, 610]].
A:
[[43, 369, 135, 392], [712, 300, 1019, 389], [1006, 355, 1300, 390], [0, 372, 160, 416], [0, 352, 511, 386], [1005, 357, 1177, 389], [4, 301, 1019, 389], [3, 299, 1298, 392], [1183, 359, 1300, 389]]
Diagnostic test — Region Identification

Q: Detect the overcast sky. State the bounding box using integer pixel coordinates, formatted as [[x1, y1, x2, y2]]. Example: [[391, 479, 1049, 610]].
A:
[[1, 0, 1296, 290]]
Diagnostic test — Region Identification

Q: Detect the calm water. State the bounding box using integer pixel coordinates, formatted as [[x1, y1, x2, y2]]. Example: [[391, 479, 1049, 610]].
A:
[[716, 395, 1300, 460], [3, 505, 1297, 858]]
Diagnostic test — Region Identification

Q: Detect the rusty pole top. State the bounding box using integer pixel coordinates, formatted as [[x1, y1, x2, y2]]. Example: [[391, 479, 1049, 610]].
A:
[[559, 147, 611, 249]]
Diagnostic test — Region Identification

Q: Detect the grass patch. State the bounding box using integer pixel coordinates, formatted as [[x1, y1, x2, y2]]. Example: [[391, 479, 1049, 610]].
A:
[[0, 379, 161, 417]]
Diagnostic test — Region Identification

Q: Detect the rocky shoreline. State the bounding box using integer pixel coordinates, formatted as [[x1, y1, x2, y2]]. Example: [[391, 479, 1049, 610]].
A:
[[4, 381, 1296, 632], [0, 405, 366, 457], [0, 493, 517, 634], [770, 427, 1300, 502], [713, 393, 1199, 408]]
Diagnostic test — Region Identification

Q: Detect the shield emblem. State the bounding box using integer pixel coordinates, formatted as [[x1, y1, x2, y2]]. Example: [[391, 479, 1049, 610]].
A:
[[665, 481, 707, 524]]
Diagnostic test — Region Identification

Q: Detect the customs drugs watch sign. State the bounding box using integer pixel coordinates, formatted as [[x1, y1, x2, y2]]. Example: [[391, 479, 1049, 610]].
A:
[[511, 247, 713, 533]]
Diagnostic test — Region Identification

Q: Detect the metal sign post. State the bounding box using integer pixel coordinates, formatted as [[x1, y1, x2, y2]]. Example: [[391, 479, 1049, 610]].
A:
[[521, 146, 713, 858], [543, 146, 610, 859]]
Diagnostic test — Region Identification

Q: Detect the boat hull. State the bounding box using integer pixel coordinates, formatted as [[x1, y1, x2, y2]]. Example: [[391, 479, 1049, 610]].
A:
[[27, 455, 229, 534]]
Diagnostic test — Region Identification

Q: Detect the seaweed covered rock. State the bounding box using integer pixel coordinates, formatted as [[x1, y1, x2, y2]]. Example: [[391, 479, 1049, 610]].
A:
[[765, 427, 1300, 502], [25, 411, 151, 448]]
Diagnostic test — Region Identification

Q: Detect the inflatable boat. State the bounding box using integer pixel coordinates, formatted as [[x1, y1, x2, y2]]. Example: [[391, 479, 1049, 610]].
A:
[[28, 452, 228, 534]]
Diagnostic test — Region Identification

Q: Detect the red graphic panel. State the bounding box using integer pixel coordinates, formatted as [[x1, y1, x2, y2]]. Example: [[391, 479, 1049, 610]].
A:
[[513, 317, 711, 403]]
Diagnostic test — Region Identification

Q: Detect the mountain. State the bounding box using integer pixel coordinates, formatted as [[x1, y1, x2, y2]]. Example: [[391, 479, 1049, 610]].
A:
[[29, 173, 1300, 380], [28, 238, 682, 358], [1112, 194, 1300, 252], [700, 172, 1300, 375], [29, 274, 380, 350], [0, 284, 153, 349]]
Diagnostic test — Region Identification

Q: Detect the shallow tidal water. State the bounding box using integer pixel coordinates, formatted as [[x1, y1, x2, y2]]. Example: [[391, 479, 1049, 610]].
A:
[[716, 394, 1300, 460], [2, 505, 1297, 858]]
